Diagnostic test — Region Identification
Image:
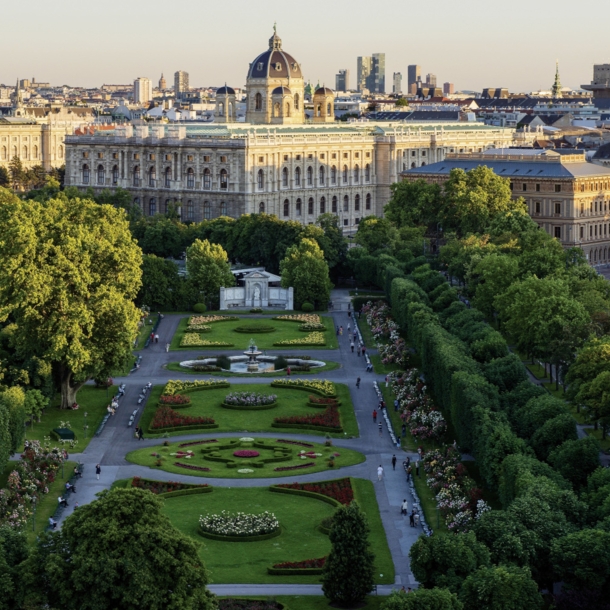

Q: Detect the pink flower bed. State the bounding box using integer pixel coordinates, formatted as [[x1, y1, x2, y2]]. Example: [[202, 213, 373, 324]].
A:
[[159, 394, 191, 405], [233, 450, 260, 458], [274, 462, 315, 472], [276, 439, 314, 448]]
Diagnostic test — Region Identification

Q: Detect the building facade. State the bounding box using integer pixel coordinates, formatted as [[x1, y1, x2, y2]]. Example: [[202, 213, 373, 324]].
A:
[[64, 30, 526, 232], [357, 56, 372, 92], [403, 150, 610, 264], [134, 77, 152, 104], [335, 69, 349, 92], [393, 73, 402, 95], [174, 71, 189, 98], [369, 53, 386, 94], [408, 65, 421, 92]]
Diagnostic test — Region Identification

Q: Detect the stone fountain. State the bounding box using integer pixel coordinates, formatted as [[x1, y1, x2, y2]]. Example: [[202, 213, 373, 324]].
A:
[[245, 338, 262, 373]]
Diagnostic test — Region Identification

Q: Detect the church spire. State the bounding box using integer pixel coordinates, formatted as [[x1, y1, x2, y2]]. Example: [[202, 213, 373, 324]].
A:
[[551, 60, 562, 98], [269, 25, 282, 51]]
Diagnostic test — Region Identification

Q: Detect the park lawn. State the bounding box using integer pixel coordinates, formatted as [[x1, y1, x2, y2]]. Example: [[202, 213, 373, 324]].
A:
[[585, 428, 610, 452], [542, 382, 568, 401], [26, 460, 77, 545], [135, 320, 155, 349], [411, 468, 447, 535], [224, 597, 385, 610], [165, 360, 341, 377], [21, 385, 115, 452], [126, 437, 365, 479], [140, 382, 360, 439], [161, 479, 393, 585], [357, 315, 377, 348], [170, 316, 338, 351]]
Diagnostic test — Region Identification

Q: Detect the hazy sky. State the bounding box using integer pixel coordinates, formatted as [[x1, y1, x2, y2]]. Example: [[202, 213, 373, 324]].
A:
[[0, 0, 606, 93]]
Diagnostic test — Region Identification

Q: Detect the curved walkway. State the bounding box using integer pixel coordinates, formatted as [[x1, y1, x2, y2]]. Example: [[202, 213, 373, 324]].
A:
[[62, 294, 420, 592]]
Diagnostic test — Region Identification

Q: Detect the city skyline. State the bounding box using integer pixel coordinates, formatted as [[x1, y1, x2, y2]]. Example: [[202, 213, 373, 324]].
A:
[[0, 0, 607, 93]]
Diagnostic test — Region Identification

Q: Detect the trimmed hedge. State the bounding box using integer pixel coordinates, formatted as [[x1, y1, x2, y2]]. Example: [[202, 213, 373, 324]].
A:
[[220, 402, 278, 411], [198, 527, 282, 542], [234, 325, 276, 333], [306, 400, 341, 408], [271, 422, 343, 433], [270, 381, 336, 397], [51, 428, 76, 442], [164, 381, 231, 395], [158, 487, 214, 498], [147, 423, 219, 434], [268, 485, 342, 508]]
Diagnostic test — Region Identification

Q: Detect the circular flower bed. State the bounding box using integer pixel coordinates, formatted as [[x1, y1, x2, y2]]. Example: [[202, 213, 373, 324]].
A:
[[199, 510, 279, 538], [233, 450, 260, 458]]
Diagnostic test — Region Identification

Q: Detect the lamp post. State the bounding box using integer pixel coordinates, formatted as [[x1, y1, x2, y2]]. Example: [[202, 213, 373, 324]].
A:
[[84, 411, 88, 440]]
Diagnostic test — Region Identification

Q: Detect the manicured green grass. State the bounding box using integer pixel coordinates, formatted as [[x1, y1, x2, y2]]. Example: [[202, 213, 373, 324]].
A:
[[358, 315, 377, 348], [161, 479, 393, 584], [170, 316, 338, 351], [542, 382, 567, 400], [139, 382, 359, 438], [585, 428, 610, 452], [411, 468, 447, 535], [226, 597, 385, 610], [21, 385, 115, 452], [126, 437, 365, 479], [165, 360, 341, 377], [135, 320, 155, 349]]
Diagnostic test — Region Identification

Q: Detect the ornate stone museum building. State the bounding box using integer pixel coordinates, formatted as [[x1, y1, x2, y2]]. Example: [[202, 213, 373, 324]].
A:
[[65, 29, 527, 228]]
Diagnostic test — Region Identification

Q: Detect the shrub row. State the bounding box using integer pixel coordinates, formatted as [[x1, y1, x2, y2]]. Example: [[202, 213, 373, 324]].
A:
[[220, 402, 278, 411], [198, 527, 282, 542], [268, 485, 342, 508], [147, 423, 219, 434], [233, 326, 276, 333]]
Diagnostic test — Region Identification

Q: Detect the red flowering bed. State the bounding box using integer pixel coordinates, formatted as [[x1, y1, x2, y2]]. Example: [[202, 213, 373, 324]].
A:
[[273, 557, 326, 569], [276, 439, 313, 448], [131, 477, 208, 494], [274, 405, 341, 430], [150, 406, 215, 430], [274, 462, 315, 472], [159, 394, 191, 406], [308, 396, 339, 405], [218, 600, 283, 610], [174, 462, 211, 472], [233, 450, 260, 458], [277, 478, 354, 505], [178, 439, 218, 448]]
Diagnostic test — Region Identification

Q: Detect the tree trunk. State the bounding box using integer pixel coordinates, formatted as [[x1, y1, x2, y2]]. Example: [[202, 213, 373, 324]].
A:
[[58, 365, 86, 409]]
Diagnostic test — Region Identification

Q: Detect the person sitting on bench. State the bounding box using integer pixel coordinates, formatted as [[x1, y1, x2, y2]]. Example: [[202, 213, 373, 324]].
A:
[[58, 496, 69, 508], [65, 481, 76, 494], [73, 466, 82, 478], [48, 517, 57, 529]]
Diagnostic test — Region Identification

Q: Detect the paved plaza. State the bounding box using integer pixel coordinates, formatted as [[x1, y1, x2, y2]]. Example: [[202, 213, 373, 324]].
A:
[[59, 289, 421, 592]]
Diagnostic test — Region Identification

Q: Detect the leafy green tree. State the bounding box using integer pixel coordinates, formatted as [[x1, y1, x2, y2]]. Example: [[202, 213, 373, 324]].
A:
[[22, 488, 216, 610], [280, 238, 332, 310], [384, 179, 443, 230], [460, 565, 543, 610], [0, 405, 10, 474], [441, 166, 526, 235], [576, 370, 610, 438], [355, 216, 398, 254], [515, 394, 570, 440], [138, 254, 182, 311], [8, 157, 25, 190], [472, 254, 519, 318], [137, 216, 187, 259], [316, 213, 348, 279], [551, 529, 610, 594], [530, 413, 578, 461], [488, 207, 538, 238], [584, 467, 610, 524], [0, 191, 142, 408], [548, 438, 600, 491], [23, 388, 48, 426], [0, 387, 26, 454], [96, 187, 142, 223], [186, 239, 234, 309], [517, 229, 566, 279], [395, 97, 409, 107], [321, 501, 375, 607], [0, 526, 29, 610], [381, 588, 462, 610], [409, 532, 490, 594], [0, 167, 9, 187]]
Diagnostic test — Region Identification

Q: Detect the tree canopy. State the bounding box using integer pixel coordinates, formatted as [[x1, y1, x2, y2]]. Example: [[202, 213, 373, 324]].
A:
[[0, 189, 142, 408], [186, 239, 234, 309]]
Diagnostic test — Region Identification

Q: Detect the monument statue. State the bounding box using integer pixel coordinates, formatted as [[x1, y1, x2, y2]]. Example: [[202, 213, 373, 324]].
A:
[[254, 285, 261, 301]]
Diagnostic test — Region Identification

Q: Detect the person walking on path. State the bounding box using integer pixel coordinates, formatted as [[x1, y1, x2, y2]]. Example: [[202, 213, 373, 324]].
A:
[[409, 510, 416, 527], [377, 465, 384, 481], [155, 333, 159, 344], [372, 409, 377, 422], [378, 422, 383, 436], [362, 345, 367, 357], [401, 423, 406, 437], [392, 455, 397, 470], [339, 326, 343, 336], [95, 464, 101, 480], [357, 345, 361, 357], [165, 342, 170, 353], [347, 323, 351, 332], [401, 499, 408, 516], [385, 375, 389, 387], [356, 377, 361, 389], [407, 465, 413, 481], [350, 341, 355, 353], [138, 427, 144, 441]]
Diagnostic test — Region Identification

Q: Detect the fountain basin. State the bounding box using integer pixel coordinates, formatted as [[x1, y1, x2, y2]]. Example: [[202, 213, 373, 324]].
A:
[[179, 356, 325, 374]]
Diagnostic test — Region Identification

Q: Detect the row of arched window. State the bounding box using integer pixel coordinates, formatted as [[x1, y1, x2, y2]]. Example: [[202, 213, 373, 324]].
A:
[[126, 166, 228, 190], [1, 145, 47, 160], [253, 92, 300, 111], [257, 164, 372, 191], [82, 164, 120, 186], [281, 193, 372, 217], [137, 197, 229, 220]]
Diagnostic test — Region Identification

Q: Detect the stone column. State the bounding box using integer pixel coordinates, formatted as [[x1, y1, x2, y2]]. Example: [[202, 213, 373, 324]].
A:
[[220, 287, 226, 310], [287, 287, 294, 311]]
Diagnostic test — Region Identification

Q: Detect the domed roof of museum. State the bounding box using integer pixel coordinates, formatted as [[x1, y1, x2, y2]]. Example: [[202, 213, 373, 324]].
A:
[[272, 86, 292, 95], [216, 85, 235, 95], [315, 86, 334, 95], [247, 28, 303, 80]]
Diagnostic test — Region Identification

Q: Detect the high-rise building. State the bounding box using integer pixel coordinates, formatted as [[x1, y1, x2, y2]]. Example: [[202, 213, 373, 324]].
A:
[[393, 72, 402, 95], [357, 56, 372, 92], [426, 73, 437, 87], [133, 77, 152, 104], [335, 69, 350, 92], [174, 70, 189, 98], [443, 82, 454, 95], [407, 65, 421, 91], [159, 73, 167, 91], [581, 63, 610, 99], [369, 53, 386, 93]]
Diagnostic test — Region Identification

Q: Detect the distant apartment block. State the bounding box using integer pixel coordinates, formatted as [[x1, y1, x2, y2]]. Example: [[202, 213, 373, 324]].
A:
[[393, 72, 402, 95], [443, 82, 454, 95], [133, 77, 152, 103], [426, 73, 437, 87]]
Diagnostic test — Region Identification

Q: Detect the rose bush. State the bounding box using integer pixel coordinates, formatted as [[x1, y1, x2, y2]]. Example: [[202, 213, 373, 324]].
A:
[[274, 405, 340, 429], [233, 450, 260, 458], [150, 406, 215, 430], [273, 557, 326, 569], [277, 478, 354, 505], [131, 477, 208, 494], [199, 510, 279, 537], [159, 394, 191, 406], [224, 392, 277, 406]]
